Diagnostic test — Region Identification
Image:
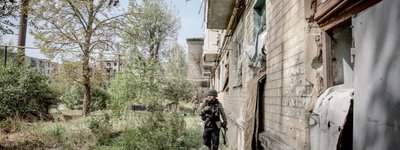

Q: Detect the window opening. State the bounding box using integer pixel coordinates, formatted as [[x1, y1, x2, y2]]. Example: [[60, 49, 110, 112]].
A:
[[322, 21, 354, 89], [236, 42, 243, 86], [253, 0, 266, 38]]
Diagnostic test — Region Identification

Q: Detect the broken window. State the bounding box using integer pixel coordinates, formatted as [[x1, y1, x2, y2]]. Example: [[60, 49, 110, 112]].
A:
[[247, 0, 267, 76], [321, 21, 354, 89], [253, 0, 266, 38], [219, 59, 224, 91], [220, 52, 229, 91], [236, 42, 243, 86], [330, 22, 353, 86]]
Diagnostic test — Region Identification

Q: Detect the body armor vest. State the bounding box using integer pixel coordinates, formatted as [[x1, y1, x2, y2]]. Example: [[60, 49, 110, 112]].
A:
[[204, 100, 220, 122]]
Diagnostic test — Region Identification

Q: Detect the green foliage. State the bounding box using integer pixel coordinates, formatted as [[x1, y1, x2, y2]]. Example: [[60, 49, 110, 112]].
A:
[[162, 78, 192, 103], [109, 59, 162, 117], [109, 0, 185, 117], [124, 0, 180, 61], [91, 88, 110, 112], [61, 85, 83, 109], [30, 0, 124, 115], [0, 0, 19, 34], [162, 43, 191, 103], [0, 65, 58, 119], [86, 113, 112, 145], [178, 124, 203, 149], [0, 46, 18, 66], [60, 86, 110, 111], [114, 111, 197, 150], [163, 43, 187, 77], [108, 73, 136, 117], [47, 124, 66, 144]]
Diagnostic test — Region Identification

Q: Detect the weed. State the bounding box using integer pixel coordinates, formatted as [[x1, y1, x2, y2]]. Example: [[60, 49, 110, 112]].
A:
[[86, 113, 112, 145]]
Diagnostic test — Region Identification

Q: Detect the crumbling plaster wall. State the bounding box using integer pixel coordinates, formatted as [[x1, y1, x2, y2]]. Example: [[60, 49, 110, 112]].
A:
[[217, 3, 256, 149], [262, 0, 320, 149]]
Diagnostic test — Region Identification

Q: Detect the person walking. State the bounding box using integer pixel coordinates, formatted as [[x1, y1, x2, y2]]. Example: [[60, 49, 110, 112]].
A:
[[199, 89, 228, 150]]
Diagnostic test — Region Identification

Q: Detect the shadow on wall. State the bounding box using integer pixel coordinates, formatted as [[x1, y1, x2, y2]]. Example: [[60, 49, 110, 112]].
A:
[[353, 0, 400, 149]]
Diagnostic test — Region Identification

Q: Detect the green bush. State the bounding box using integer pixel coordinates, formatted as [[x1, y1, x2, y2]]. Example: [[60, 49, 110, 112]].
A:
[[86, 113, 112, 145], [0, 65, 58, 120], [109, 71, 162, 117], [90, 88, 110, 112], [60, 86, 110, 111], [60, 85, 83, 109], [114, 111, 202, 150], [47, 124, 66, 144], [162, 78, 192, 103]]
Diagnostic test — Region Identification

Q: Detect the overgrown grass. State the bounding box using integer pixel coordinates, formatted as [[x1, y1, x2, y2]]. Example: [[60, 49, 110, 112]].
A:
[[1, 104, 206, 150]]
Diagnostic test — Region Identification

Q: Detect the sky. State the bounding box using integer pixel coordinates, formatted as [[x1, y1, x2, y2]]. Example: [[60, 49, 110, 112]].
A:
[[3, 0, 204, 59], [168, 0, 204, 47]]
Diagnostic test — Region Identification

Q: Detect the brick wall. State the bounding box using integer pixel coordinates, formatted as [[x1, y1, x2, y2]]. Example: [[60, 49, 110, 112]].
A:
[[217, 1, 259, 148], [214, 0, 319, 149], [263, 0, 314, 149], [187, 39, 204, 87]]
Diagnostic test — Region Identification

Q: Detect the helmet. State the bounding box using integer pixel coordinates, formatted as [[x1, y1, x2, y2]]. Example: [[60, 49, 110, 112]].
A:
[[207, 89, 218, 97]]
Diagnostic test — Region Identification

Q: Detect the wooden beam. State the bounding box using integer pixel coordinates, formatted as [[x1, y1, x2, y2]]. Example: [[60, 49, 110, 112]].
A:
[[320, 0, 382, 31], [322, 31, 333, 89]]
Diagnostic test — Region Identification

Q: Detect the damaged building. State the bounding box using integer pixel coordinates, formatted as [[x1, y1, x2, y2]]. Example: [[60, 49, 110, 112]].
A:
[[196, 0, 400, 149], [187, 38, 210, 93]]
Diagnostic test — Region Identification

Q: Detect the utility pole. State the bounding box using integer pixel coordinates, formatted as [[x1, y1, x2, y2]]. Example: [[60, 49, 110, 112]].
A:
[[17, 0, 29, 66], [117, 54, 121, 71], [3, 46, 7, 66]]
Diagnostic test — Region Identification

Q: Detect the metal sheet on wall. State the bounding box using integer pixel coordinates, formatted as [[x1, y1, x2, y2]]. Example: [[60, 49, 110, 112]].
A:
[[353, 0, 400, 149]]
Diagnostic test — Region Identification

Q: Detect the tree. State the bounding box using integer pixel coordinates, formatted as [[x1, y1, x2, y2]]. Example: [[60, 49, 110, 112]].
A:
[[124, 0, 180, 63], [30, 0, 124, 116], [164, 43, 187, 78], [109, 0, 180, 116], [1, 0, 32, 65], [162, 43, 192, 103], [0, 0, 18, 35]]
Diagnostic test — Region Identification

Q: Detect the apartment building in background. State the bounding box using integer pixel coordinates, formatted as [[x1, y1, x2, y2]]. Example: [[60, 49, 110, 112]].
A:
[[26, 56, 58, 77], [187, 38, 210, 93]]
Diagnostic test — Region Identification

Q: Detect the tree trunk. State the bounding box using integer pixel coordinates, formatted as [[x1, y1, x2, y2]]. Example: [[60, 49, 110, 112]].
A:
[[17, 0, 29, 66], [82, 0, 95, 116], [82, 50, 91, 116]]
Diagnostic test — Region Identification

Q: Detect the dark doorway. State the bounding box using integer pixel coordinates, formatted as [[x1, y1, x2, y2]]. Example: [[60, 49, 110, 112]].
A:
[[337, 99, 353, 150], [252, 75, 266, 150]]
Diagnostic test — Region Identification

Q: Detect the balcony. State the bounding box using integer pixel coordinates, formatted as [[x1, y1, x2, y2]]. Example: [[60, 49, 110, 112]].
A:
[[203, 29, 221, 62], [203, 51, 219, 63], [202, 70, 212, 77], [202, 61, 214, 71], [206, 0, 236, 29], [201, 60, 214, 78]]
